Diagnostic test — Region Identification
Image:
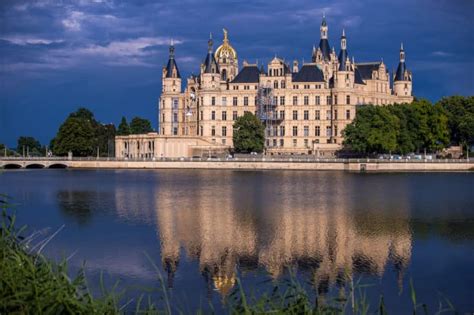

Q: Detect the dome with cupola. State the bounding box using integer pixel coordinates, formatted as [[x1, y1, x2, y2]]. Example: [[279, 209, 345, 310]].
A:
[[215, 28, 237, 60]]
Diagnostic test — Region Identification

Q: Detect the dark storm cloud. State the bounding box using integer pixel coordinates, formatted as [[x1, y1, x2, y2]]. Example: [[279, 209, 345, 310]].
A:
[[0, 0, 473, 146]]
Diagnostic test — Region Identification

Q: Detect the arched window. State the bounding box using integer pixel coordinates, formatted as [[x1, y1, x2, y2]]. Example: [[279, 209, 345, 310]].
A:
[[281, 80, 286, 89], [222, 69, 227, 81], [274, 80, 278, 89]]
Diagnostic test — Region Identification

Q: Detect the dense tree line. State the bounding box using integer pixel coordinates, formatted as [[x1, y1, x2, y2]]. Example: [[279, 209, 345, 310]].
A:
[[50, 108, 116, 157], [343, 96, 473, 155], [116, 116, 153, 136]]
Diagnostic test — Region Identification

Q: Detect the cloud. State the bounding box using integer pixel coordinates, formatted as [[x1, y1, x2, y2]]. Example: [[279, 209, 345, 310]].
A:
[[0, 36, 64, 46], [62, 11, 86, 31], [431, 51, 453, 57]]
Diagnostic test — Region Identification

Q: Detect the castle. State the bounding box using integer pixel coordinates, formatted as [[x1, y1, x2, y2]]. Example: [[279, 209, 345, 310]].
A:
[[116, 16, 413, 158]]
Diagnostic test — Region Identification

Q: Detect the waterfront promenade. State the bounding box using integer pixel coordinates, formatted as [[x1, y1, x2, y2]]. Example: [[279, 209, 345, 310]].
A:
[[1, 157, 472, 172]]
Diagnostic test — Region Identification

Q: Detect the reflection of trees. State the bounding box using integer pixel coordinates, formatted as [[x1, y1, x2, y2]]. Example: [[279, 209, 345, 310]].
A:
[[56, 190, 108, 225], [147, 171, 413, 298]]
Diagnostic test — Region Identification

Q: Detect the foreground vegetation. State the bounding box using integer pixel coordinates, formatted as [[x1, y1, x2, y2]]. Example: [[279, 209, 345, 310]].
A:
[[0, 196, 459, 314]]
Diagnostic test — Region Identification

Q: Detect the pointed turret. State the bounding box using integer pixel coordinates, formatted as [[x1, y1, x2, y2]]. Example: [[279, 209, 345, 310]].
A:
[[203, 33, 219, 74], [318, 14, 331, 61], [165, 40, 180, 78], [394, 43, 408, 81], [338, 29, 349, 71], [393, 43, 412, 97]]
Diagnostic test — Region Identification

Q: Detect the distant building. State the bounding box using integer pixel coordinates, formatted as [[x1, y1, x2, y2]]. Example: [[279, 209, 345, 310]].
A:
[[116, 16, 413, 158]]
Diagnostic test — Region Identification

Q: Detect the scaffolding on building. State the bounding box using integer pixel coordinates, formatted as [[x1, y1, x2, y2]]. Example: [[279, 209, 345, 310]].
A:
[[256, 85, 284, 149]]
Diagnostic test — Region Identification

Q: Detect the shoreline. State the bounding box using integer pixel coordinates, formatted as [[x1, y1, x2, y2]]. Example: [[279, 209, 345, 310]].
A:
[[1, 159, 473, 172]]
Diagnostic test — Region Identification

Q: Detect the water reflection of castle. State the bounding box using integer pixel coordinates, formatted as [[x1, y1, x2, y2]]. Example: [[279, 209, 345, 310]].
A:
[[114, 172, 412, 296]]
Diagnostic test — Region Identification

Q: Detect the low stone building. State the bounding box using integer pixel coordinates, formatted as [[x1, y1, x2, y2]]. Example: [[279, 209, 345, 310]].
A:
[[115, 133, 229, 159]]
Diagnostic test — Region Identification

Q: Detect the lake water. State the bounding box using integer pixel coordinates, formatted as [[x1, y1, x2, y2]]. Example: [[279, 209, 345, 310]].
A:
[[0, 169, 473, 313]]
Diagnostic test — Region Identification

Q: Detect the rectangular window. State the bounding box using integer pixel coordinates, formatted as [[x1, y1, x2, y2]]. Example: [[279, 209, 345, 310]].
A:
[[315, 110, 320, 120], [293, 96, 298, 105], [334, 125, 338, 137], [293, 110, 298, 120], [293, 139, 297, 147], [304, 110, 309, 120], [279, 110, 285, 120], [200, 111, 203, 120], [211, 126, 216, 136], [326, 110, 331, 120], [292, 126, 298, 136], [346, 95, 350, 105], [272, 139, 277, 147], [304, 126, 309, 136], [173, 112, 178, 122], [315, 126, 320, 136], [233, 97, 238, 106], [326, 126, 332, 137], [233, 111, 238, 120], [222, 97, 227, 106], [172, 98, 179, 109], [334, 95, 338, 105], [279, 126, 285, 136], [346, 109, 351, 120], [244, 96, 249, 106], [222, 126, 227, 136], [334, 109, 338, 120], [211, 96, 216, 106], [280, 139, 284, 147], [200, 126, 203, 136], [304, 139, 308, 147], [304, 96, 309, 105], [222, 111, 227, 121], [280, 96, 285, 105], [326, 95, 332, 105], [315, 96, 320, 105], [173, 127, 178, 135], [211, 111, 215, 120], [273, 96, 278, 106]]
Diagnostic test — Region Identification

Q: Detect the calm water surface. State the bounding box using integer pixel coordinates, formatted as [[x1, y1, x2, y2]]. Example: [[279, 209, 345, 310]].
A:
[[0, 169, 473, 313]]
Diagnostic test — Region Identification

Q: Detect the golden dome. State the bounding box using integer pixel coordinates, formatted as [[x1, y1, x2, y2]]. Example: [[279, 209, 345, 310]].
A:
[[215, 28, 237, 60]]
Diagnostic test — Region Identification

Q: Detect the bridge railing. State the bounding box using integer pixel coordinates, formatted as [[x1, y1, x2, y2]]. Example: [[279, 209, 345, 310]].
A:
[[1, 156, 472, 164]]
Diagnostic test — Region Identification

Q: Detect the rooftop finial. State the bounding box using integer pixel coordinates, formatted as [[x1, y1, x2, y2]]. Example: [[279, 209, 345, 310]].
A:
[[208, 33, 213, 52], [400, 42, 404, 51], [169, 38, 175, 58], [223, 28, 228, 42], [342, 28, 345, 37]]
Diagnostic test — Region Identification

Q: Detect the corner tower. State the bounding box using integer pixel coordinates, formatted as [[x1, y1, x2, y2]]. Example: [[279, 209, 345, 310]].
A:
[[393, 43, 412, 97], [215, 29, 239, 82], [162, 41, 181, 93]]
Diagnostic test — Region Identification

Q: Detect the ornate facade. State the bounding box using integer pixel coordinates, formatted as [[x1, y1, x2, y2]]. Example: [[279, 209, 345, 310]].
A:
[[159, 17, 413, 156]]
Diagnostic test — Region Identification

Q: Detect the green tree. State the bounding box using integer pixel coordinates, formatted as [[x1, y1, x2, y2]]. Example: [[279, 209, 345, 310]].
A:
[[51, 117, 96, 156], [16, 136, 43, 156], [96, 123, 116, 157], [343, 105, 399, 154], [117, 117, 130, 136], [129, 117, 153, 134], [232, 112, 265, 153], [437, 96, 474, 148]]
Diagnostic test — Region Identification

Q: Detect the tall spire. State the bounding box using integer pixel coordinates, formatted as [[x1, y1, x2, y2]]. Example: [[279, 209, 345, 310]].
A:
[[320, 14, 328, 39], [208, 33, 213, 53], [318, 14, 331, 61], [399, 42, 405, 62], [394, 43, 408, 81], [338, 29, 349, 71], [165, 41, 180, 78]]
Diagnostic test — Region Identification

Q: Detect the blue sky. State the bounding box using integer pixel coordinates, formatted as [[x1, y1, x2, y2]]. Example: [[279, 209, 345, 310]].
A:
[[0, 0, 473, 147]]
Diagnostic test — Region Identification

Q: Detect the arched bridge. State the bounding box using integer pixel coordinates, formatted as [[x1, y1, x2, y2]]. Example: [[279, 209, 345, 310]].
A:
[[0, 158, 70, 169]]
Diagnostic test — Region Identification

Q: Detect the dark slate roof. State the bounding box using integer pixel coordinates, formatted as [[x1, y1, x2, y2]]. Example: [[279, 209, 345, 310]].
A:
[[354, 68, 365, 85], [338, 49, 349, 71], [394, 61, 410, 81], [231, 65, 261, 83], [355, 62, 381, 80], [165, 57, 180, 78], [292, 64, 325, 82], [203, 52, 219, 74], [318, 38, 331, 61]]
